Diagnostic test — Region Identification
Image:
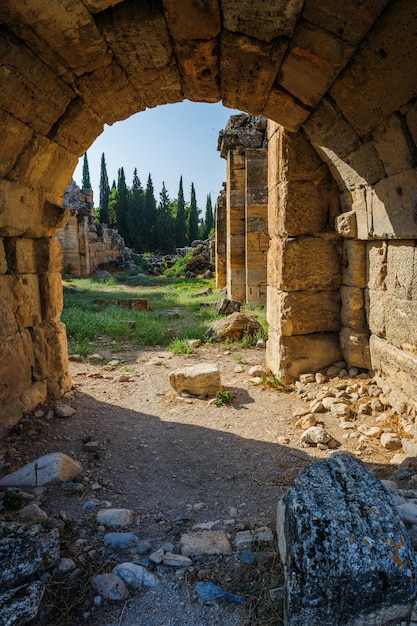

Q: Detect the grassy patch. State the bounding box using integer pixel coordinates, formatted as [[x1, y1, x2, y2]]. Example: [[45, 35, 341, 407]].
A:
[[214, 390, 234, 406]]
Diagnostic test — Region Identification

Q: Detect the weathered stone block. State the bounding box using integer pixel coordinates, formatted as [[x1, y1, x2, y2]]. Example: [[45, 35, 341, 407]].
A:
[[342, 239, 367, 287], [370, 170, 417, 239], [267, 287, 341, 335], [303, 97, 360, 160], [373, 112, 415, 176], [206, 312, 262, 342], [49, 98, 104, 157], [383, 295, 417, 352], [30, 322, 69, 392], [367, 241, 388, 290], [173, 38, 221, 103], [365, 288, 385, 338], [39, 272, 63, 322], [269, 126, 330, 183], [335, 209, 357, 238], [406, 101, 417, 148], [0, 109, 33, 178], [221, 0, 303, 41], [340, 326, 371, 369], [267, 236, 341, 291], [340, 285, 367, 331], [266, 330, 341, 381], [0, 240, 7, 275], [162, 0, 220, 40], [20, 381, 48, 415], [370, 335, 417, 407], [0, 330, 33, 402], [264, 86, 310, 133], [169, 363, 221, 397], [5, 238, 62, 274], [0, 181, 45, 238], [277, 453, 417, 626], [118, 298, 149, 311], [385, 240, 416, 296], [280, 21, 355, 108], [0, 452, 82, 487], [275, 180, 331, 236]]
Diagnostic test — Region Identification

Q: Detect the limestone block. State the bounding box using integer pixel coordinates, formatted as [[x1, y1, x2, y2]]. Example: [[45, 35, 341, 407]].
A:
[[280, 21, 355, 108], [0, 330, 33, 402], [20, 381, 48, 415], [0, 452, 82, 487], [0, 181, 45, 238], [222, 0, 302, 40], [266, 330, 342, 381], [303, 97, 360, 160], [0, 521, 59, 588], [267, 236, 341, 292], [162, 0, 220, 40], [267, 287, 341, 335], [302, 0, 388, 46], [76, 59, 144, 125], [342, 239, 367, 287], [0, 28, 74, 135], [367, 241, 388, 290], [278, 127, 330, 183], [370, 335, 417, 407], [118, 298, 149, 311], [365, 288, 385, 338], [8, 136, 77, 198], [0, 109, 33, 178], [275, 180, 331, 236], [30, 321, 69, 390], [277, 453, 417, 626], [340, 326, 371, 369], [180, 530, 232, 556], [39, 272, 63, 322], [264, 86, 310, 133], [373, 113, 415, 176], [340, 285, 367, 331], [0, 295, 18, 339], [335, 210, 357, 238], [13, 274, 42, 330], [206, 312, 262, 342], [0, 240, 7, 275], [370, 170, 417, 239], [49, 98, 104, 157], [169, 363, 221, 397], [96, 2, 183, 108], [383, 295, 417, 353], [330, 0, 417, 134], [385, 240, 416, 296], [173, 38, 221, 103], [5, 238, 62, 274], [0, 397, 24, 439]]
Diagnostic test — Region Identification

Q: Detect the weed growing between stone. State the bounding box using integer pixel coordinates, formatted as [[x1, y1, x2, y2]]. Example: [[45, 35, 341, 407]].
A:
[[214, 390, 234, 406]]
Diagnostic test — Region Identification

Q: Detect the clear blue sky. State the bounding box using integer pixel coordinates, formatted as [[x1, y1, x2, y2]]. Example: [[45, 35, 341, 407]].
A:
[[72, 101, 241, 214]]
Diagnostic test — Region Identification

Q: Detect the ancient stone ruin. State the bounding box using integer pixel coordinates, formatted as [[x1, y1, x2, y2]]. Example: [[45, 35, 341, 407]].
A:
[[55, 179, 127, 276]]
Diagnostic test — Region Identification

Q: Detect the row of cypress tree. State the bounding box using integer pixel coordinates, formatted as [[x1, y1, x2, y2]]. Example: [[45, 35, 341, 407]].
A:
[[81, 153, 214, 255]]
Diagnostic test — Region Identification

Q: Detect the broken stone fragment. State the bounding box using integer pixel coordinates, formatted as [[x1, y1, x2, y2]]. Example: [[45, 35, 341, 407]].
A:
[[277, 453, 417, 626], [96, 508, 134, 528], [206, 312, 262, 342], [180, 530, 232, 556], [0, 581, 45, 626], [300, 426, 332, 445], [91, 573, 129, 600], [112, 562, 158, 588], [169, 363, 221, 397], [0, 452, 82, 487]]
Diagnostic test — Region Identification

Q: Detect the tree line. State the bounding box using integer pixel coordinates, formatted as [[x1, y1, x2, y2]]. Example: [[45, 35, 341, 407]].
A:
[[81, 153, 214, 255]]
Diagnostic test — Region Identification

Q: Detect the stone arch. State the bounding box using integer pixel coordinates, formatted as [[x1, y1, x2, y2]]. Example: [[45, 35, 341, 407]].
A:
[[0, 0, 416, 433]]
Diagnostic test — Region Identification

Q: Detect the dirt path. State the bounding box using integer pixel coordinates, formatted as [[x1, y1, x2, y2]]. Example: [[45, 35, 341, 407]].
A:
[[1, 344, 396, 625]]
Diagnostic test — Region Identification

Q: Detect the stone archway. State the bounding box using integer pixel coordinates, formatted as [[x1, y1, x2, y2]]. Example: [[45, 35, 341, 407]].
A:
[[0, 0, 416, 433]]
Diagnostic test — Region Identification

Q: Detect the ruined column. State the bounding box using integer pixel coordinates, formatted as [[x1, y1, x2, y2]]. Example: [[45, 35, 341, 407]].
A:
[[245, 148, 268, 304], [218, 114, 268, 304], [215, 184, 227, 290], [266, 121, 342, 381]]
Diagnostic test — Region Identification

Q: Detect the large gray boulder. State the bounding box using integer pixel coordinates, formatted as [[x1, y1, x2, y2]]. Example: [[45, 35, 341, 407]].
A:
[[277, 453, 417, 626]]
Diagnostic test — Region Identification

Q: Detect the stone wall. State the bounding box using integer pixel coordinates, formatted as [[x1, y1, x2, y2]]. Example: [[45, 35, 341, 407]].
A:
[[56, 180, 127, 276]]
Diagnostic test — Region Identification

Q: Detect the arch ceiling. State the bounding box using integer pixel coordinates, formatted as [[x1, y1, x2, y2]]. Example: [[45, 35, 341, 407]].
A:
[[1, 0, 416, 211]]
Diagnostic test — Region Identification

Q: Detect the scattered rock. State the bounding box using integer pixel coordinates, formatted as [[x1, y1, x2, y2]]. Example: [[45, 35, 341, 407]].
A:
[[300, 426, 332, 446], [0, 581, 45, 626], [296, 414, 317, 430], [104, 532, 138, 548], [91, 573, 129, 600], [235, 526, 274, 549], [206, 312, 262, 342], [180, 531, 232, 556], [162, 552, 192, 567], [215, 298, 242, 315], [0, 453, 82, 487], [195, 581, 246, 604], [96, 508, 134, 528], [169, 363, 221, 397], [112, 562, 158, 588], [248, 365, 266, 377], [54, 403, 76, 418], [380, 432, 402, 450]]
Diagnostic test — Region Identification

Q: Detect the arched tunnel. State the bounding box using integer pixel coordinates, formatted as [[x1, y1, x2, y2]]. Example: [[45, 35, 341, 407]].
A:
[[0, 0, 417, 435]]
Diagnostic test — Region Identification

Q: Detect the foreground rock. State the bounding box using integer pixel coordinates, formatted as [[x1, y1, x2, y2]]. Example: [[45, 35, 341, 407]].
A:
[[277, 453, 417, 626], [206, 312, 262, 342], [0, 453, 82, 487], [169, 363, 221, 397]]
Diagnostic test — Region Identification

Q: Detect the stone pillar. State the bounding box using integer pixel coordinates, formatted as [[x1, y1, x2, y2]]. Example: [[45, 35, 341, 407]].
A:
[[226, 146, 246, 301], [218, 114, 268, 303], [245, 148, 268, 304], [266, 121, 342, 381], [215, 184, 227, 290]]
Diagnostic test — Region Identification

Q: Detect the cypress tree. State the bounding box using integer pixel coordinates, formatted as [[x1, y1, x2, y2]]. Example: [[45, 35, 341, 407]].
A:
[[201, 193, 214, 239], [145, 174, 157, 252], [175, 176, 187, 248], [189, 182, 199, 244], [117, 167, 129, 240], [157, 182, 174, 254], [81, 152, 92, 189], [108, 181, 118, 228], [99, 153, 110, 224], [128, 168, 145, 252]]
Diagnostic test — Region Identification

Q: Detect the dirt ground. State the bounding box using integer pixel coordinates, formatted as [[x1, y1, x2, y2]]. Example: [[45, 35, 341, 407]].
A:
[[1, 343, 397, 625]]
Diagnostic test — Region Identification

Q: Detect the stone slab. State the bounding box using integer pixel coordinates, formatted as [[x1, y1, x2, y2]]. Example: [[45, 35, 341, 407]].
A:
[[0, 452, 82, 487], [267, 287, 341, 335]]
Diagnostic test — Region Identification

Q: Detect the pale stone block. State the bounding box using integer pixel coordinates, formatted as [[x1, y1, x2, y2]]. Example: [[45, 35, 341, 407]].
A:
[[264, 85, 310, 133], [367, 241, 388, 289], [14, 274, 42, 330], [342, 239, 367, 287], [169, 363, 221, 397], [365, 288, 385, 338], [267, 236, 341, 292], [372, 170, 417, 239], [266, 330, 342, 381], [340, 326, 371, 369], [277, 180, 331, 236], [267, 287, 341, 335], [370, 335, 417, 409], [383, 295, 417, 353], [0, 452, 82, 487], [0, 181, 44, 238], [385, 240, 416, 296], [0, 330, 33, 402], [39, 272, 63, 322], [373, 113, 415, 176], [340, 285, 367, 331], [277, 127, 330, 182]]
